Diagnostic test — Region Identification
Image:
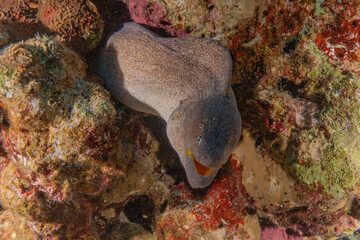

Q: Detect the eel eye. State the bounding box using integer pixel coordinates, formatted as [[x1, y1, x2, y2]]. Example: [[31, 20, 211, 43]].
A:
[[197, 135, 202, 144]]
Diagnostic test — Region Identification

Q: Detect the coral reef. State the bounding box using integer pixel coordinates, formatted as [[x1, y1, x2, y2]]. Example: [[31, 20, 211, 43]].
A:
[[121, 0, 360, 237], [1, 0, 360, 239], [0, 0, 50, 47]]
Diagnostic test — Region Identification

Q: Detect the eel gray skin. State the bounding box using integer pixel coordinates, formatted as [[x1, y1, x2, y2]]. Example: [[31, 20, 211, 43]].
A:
[[97, 22, 242, 188]]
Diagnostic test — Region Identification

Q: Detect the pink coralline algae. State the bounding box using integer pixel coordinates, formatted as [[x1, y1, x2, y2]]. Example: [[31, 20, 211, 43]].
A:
[[261, 227, 302, 240], [126, 0, 187, 37]]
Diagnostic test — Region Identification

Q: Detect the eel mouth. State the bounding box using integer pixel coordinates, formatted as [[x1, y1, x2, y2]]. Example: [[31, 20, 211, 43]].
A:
[[186, 150, 215, 177]]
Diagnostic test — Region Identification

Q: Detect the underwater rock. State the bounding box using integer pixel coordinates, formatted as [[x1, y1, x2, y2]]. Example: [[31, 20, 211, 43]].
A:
[[0, 36, 156, 239], [239, 38, 360, 200], [100, 221, 155, 240], [0, 35, 115, 238], [0, 36, 118, 193], [237, 131, 360, 236]]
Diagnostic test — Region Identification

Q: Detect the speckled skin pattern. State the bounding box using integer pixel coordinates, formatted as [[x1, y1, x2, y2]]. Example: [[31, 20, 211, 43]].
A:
[[98, 22, 242, 188]]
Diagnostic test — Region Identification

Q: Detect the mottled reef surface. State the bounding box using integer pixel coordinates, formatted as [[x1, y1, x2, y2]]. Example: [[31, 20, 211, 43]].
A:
[[1, 0, 360, 239]]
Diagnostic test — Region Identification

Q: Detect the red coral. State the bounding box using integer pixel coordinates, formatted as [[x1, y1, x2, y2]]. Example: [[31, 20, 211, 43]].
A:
[[191, 156, 247, 231], [316, 1, 360, 62], [229, 0, 309, 60], [158, 155, 252, 237]]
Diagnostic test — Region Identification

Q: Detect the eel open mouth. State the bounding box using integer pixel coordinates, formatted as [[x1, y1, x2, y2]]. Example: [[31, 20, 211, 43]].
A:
[[186, 150, 215, 177]]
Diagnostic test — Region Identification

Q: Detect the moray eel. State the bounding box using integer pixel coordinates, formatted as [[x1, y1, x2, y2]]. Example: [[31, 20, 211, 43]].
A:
[[97, 22, 242, 188]]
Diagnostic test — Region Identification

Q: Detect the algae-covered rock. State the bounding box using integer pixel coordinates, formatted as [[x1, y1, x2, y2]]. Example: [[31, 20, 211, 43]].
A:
[[0, 0, 103, 54], [124, 0, 261, 43], [228, 0, 360, 198], [0, 0, 50, 49], [0, 36, 116, 238], [0, 36, 118, 194], [228, 0, 360, 235], [3, 0, 360, 239], [157, 0, 260, 43], [0, 36, 156, 239], [37, 0, 104, 53], [242, 39, 360, 199]]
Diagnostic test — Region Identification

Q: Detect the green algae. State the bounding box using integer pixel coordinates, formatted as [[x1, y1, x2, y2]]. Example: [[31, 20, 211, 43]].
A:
[[242, 39, 257, 48], [0, 64, 17, 90], [291, 42, 360, 198], [295, 144, 357, 198], [299, 22, 310, 36], [314, 0, 325, 16]]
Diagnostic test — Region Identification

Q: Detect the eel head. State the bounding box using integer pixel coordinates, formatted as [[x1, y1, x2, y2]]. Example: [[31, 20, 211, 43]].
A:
[[167, 94, 242, 188]]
